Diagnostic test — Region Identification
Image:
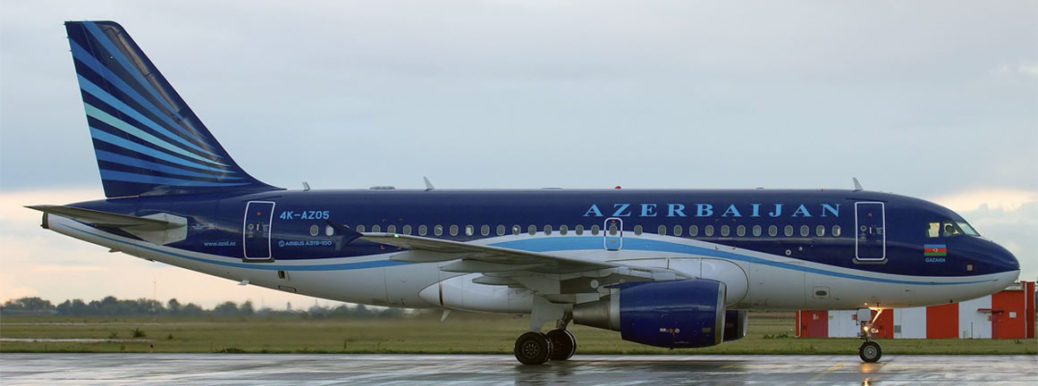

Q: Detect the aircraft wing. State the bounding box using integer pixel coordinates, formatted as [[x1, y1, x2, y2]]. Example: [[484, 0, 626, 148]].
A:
[[360, 233, 684, 296], [27, 205, 187, 244]]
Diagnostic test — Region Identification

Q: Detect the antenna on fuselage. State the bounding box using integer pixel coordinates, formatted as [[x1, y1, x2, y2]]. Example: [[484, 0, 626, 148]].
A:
[[423, 176, 435, 192], [852, 177, 863, 192], [302, 182, 311, 191]]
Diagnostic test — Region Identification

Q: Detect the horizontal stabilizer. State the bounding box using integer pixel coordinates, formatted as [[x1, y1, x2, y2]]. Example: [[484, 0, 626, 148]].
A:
[[27, 204, 187, 244]]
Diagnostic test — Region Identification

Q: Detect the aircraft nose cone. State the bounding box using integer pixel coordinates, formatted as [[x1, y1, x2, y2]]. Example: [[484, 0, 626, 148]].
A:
[[993, 243, 1020, 273]]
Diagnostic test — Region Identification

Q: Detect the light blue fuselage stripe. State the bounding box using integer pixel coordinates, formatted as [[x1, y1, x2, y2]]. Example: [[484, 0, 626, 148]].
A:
[[95, 149, 243, 180], [70, 41, 198, 142], [71, 225, 407, 271], [99, 169, 251, 187], [89, 128, 232, 174], [490, 237, 990, 286], [83, 23, 179, 114], [84, 104, 228, 167], [78, 75, 219, 158]]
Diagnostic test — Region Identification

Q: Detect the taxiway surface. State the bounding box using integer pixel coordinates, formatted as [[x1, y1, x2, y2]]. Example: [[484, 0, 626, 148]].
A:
[[2, 353, 1036, 384]]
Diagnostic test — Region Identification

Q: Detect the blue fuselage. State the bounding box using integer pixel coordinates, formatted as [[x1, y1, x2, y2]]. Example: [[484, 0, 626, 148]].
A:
[[69, 188, 1018, 280]]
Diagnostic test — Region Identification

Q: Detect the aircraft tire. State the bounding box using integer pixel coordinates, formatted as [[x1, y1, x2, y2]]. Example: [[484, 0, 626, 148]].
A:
[[514, 332, 553, 365], [546, 329, 576, 361], [859, 341, 882, 363]]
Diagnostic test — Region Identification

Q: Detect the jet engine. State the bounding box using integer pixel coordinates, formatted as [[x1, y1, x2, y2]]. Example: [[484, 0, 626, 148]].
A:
[[572, 279, 727, 348]]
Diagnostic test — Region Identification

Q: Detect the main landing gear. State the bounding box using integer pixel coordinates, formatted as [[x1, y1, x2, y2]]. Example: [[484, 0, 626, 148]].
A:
[[514, 298, 578, 365], [857, 308, 883, 363], [513, 328, 576, 365]]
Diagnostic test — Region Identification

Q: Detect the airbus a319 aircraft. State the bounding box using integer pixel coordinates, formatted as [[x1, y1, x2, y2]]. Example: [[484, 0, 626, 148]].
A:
[[32, 21, 1020, 364]]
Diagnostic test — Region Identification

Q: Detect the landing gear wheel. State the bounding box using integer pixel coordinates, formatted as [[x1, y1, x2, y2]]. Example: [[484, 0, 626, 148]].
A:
[[859, 341, 882, 363], [514, 332, 553, 365], [546, 329, 576, 361]]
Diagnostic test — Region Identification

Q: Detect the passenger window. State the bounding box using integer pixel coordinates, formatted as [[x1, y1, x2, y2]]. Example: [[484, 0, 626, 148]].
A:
[[927, 222, 940, 238], [560, 225, 568, 235], [608, 223, 618, 236], [528, 225, 537, 235], [832, 225, 841, 237], [403, 225, 412, 235], [309, 225, 319, 237], [434, 225, 443, 236], [689, 225, 699, 237], [752, 225, 762, 237], [784, 225, 793, 237], [386, 225, 396, 234], [575, 225, 584, 235], [449, 225, 459, 236], [705, 225, 715, 237], [634, 225, 643, 235], [800, 225, 809, 237], [768, 225, 778, 237], [591, 225, 600, 235], [720, 225, 730, 237], [480, 225, 490, 236], [816, 225, 825, 237], [673, 225, 683, 236], [658, 225, 667, 235], [325, 225, 334, 236], [736, 225, 745, 237], [496, 225, 505, 236], [418, 225, 428, 236], [371, 225, 381, 233], [356, 225, 366, 233], [544, 225, 553, 235], [512, 225, 521, 235]]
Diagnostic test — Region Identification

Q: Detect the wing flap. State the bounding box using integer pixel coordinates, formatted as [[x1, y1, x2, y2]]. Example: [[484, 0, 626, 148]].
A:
[[361, 233, 615, 274]]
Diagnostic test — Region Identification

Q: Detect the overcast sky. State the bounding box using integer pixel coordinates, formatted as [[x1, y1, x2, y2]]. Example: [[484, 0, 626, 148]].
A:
[[1, 1, 1035, 308]]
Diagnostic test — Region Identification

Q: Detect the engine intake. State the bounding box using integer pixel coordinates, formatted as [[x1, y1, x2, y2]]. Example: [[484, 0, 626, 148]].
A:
[[573, 279, 727, 348]]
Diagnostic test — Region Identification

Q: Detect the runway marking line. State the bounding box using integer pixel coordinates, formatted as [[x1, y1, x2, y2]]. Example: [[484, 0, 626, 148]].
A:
[[806, 362, 844, 382]]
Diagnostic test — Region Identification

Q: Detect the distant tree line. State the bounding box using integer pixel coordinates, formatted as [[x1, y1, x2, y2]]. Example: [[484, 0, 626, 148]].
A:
[[0, 296, 411, 318]]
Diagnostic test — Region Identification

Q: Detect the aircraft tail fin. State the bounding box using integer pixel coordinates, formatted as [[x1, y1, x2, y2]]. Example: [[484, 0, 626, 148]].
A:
[[64, 21, 279, 198]]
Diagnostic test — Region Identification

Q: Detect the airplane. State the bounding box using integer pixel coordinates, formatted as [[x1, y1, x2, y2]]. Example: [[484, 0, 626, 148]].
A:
[[30, 21, 1020, 365]]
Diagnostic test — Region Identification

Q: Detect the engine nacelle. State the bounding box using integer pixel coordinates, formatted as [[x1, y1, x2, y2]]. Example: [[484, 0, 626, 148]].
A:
[[723, 310, 748, 342], [572, 279, 727, 348]]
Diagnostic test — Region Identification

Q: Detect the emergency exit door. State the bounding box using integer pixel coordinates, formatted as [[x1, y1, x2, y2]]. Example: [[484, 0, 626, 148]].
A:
[[855, 202, 886, 261], [243, 201, 275, 262], [604, 217, 623, 251]]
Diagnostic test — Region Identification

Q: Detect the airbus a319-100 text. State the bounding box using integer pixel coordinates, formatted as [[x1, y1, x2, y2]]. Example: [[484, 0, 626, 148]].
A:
[[31, 21, 1020, 364]]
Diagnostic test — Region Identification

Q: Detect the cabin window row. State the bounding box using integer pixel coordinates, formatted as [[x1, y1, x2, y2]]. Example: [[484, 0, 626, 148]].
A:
[[346, 223, 842, 238]]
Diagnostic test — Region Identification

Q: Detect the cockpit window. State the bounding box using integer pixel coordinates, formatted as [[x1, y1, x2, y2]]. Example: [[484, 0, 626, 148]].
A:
[[942, 221, 963, 237], [957, 221, 979, 236], [933, 220, 980, 238], [927, 222, 940, 238]]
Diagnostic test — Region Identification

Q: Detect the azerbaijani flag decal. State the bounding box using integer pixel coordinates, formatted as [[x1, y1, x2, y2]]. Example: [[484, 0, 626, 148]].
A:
[[924, 244, 947, 257]]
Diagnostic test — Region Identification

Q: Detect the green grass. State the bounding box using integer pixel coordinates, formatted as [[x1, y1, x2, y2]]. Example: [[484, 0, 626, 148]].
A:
[[1, 312, 1033, 355]]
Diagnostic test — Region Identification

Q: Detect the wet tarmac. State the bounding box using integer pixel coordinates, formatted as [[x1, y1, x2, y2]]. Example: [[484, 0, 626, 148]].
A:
[[1, 353, 1036, 385]]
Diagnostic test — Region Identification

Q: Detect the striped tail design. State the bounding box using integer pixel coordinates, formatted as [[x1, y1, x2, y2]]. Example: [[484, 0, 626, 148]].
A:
[[64, 21, 279, 198]]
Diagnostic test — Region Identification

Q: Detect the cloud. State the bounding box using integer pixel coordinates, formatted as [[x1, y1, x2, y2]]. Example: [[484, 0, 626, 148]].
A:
[[930, 189, 1038, 281], [991, 62, 1038, 78], [930, 189, 1038, 213]]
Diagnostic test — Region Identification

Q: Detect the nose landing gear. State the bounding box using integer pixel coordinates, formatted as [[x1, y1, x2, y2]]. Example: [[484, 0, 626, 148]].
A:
[[857, 308, 883, 363], [859, 340, 882, 363]]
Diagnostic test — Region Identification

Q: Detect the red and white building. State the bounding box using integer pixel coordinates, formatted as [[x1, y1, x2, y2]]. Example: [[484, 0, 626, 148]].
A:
[[796, 281, 1035, 339]]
